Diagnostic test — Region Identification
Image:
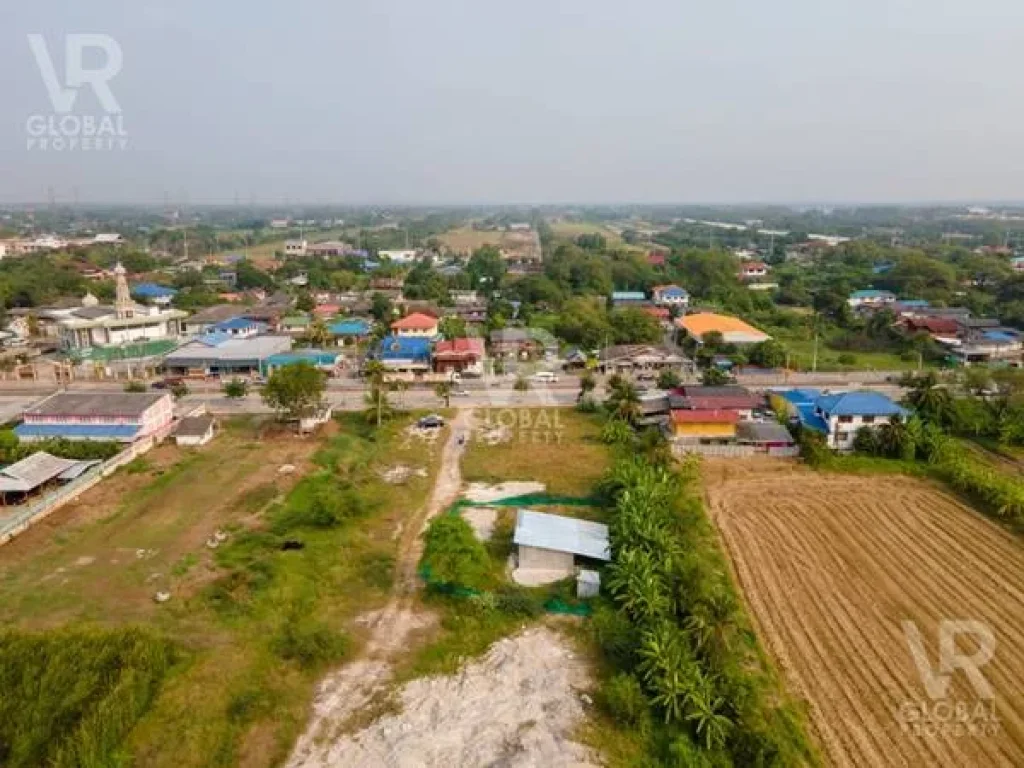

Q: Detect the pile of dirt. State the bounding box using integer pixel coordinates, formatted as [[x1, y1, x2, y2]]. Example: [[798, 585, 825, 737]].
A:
[[403, 425, 442, 445], [379, 465, 428, 485], [463, 481, 545, 504], [307, 628, 597, 768]]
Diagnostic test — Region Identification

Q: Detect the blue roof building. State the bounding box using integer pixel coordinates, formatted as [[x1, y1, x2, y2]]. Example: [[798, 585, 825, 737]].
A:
[[132, 283, 177, 299], [375, 335, 431, 371], [328, 318, 372, 338], [262, 349, 341, 375], [777, 389, 906, 451], [132, 283, 177, 306]]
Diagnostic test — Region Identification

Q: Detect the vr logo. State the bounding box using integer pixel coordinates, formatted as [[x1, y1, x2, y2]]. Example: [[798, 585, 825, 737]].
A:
[[28, 33, 123, 114], [903, 620, 996, 701]]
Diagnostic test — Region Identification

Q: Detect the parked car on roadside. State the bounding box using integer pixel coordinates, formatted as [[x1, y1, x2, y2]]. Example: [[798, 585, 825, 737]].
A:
[[529, 371, 559, 384], [417, 414, 445, 428]]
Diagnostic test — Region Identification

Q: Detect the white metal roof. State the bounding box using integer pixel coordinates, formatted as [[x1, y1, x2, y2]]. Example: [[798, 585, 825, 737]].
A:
[[513, 510, 610, 561], [0, 452, 79, 492]]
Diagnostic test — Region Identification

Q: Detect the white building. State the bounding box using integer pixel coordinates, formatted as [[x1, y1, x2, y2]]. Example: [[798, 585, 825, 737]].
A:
[[847, 289, 897, 308], [379, 249, 418, 264], [284, 239, 307, 257], [92, 233, 125, 245], [56, 264, 186, 351], [512, 510, 611, 586]]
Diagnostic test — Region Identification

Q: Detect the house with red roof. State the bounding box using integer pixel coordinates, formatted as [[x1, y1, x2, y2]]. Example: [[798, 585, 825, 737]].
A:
[[433, 337, 486, 375], [738, 262, 770, 280], [390, 312, 439, 338]]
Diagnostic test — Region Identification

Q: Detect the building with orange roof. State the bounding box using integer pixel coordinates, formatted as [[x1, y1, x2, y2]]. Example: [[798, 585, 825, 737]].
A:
[[668, 408, 739, 440], [390, 311, 439, 338], [676, 312, 770, 345]]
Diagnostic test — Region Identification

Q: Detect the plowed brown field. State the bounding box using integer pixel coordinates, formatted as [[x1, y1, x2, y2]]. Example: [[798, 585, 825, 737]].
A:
[[704, 459, 1024, 768]]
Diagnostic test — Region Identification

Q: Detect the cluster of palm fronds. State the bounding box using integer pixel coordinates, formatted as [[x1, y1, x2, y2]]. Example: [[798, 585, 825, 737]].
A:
[[593, 456, 816, 765]]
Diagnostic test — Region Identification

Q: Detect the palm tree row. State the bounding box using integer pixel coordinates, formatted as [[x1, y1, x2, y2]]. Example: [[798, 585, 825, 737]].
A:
[[598, 456, 815, 764]]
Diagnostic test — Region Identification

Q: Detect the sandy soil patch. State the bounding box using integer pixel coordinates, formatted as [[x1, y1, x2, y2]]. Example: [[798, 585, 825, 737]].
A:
[[308, 628, 597, 768], [462, 507, 498, 541], [704, 458, 1024, 767], [463, 481, 545, 504]]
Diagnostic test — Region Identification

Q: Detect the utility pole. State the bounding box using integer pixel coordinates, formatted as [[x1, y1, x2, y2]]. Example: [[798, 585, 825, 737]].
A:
[[812, 327, 819, 373]]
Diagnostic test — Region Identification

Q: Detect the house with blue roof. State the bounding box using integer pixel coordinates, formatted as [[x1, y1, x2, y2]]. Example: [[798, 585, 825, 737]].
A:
[[261, 349, 341, 376], [131, 283, 177, 306], [652, 285, 690, 308], [205, 317, 266, 339], [772, 388, 906, 451], [328, 318, 372, 344], [374, 335, 431, 373], [847, 289, 897, 309]]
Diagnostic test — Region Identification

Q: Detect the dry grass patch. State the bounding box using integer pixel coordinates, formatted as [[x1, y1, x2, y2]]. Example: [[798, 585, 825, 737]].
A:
[[462, 408, 609, 496]]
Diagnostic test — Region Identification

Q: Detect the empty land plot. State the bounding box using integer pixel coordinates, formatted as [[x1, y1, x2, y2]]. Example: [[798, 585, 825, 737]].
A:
[[703, 459, 1024, 768], [437, 227, 506, 253], [463, 408, 609, 496]]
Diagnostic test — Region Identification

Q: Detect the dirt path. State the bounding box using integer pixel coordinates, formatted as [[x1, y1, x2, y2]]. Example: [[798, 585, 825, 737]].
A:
[[287, 410, 474, 768]]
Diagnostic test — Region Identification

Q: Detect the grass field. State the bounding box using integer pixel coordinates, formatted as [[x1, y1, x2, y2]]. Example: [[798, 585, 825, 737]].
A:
[[704, 458, 1024, 766], [436, 227, 506, 253], [0, 414, 446, 768], [462, 408, 610, 496], [547, 221, 624, 244]]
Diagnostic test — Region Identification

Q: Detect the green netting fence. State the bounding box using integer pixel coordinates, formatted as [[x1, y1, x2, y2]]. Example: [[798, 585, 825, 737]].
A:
[[418, 492, 604, 616]]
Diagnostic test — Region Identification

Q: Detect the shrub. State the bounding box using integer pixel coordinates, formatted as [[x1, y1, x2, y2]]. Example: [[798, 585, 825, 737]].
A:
[[421, 514, 492, 590], [576, 395, 599, 413], [271, 619, 349, 669], [494, 586, 543, 618], [124, 380, 147, 393], [601, 672, 649, 727], [837, 353, 856, 366], [591, 604, 639, 670]]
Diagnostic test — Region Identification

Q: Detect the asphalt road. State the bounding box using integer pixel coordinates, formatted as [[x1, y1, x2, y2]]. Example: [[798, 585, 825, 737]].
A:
[[0, 372, 907, 416]]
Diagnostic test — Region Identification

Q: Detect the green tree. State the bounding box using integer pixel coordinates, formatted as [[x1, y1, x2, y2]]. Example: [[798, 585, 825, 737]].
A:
[[438, 316, 466, 340], [262, 361, 326, 420], [657, 369, 681, 390], [434, 381, 452, 407], [305, 319, 332, 348], [123, 380, 146, 393], [363, 360, 393, 427], [748, 339, 787, 369], [701, 368, 729, 386], [369, 292, 393, 323], [514, 375, 530, 392], [170, 381, 190, 399], [578, 370, 597, 401], [421, 515, 491, 590], [609, 308, 661, 344], [295, 291, 315, 313], [222, 378, 248, 399]]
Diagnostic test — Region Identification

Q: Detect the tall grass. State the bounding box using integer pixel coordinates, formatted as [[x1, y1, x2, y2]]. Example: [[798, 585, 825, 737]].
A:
[[0, 627, 180, 768]]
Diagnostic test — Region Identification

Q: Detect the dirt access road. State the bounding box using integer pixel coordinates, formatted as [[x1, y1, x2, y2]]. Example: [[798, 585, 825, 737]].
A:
[[286, 409, 474, 768], [705, 459, 1024, 768]]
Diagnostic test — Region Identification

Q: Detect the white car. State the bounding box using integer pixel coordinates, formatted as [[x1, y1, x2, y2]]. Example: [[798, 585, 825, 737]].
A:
[[530, 371, 559, 384]]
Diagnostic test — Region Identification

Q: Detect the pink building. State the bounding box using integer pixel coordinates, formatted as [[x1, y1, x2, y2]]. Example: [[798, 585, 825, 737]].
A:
[[16, 392, 175, 443]]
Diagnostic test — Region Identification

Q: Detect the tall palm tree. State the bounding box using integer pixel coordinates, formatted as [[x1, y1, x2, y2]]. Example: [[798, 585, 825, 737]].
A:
[[306, 319, 332, 348]]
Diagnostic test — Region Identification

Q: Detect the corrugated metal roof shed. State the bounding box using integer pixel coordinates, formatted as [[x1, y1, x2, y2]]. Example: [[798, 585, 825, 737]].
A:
[[0, 452, 79, 492], [513, 510, 610, 562], [14, 423, 141, 441]]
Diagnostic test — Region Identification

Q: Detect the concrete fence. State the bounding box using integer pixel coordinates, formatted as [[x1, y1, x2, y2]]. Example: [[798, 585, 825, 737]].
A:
[[0, 430, 168, 548], [673, 443, 757, 458]]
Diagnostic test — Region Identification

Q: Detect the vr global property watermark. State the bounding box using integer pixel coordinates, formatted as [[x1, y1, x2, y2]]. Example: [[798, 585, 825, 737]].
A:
[[26, 33, 127, 151], [897, 619, 1000, 738]]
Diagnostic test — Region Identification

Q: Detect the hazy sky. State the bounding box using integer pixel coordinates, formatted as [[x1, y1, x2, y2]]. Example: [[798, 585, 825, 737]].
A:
[[4, 0, 1024, 205]]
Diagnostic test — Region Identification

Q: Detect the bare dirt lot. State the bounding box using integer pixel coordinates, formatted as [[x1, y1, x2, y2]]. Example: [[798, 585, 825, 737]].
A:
[[704, 459, 1024, 767], [301, 627, 597, 768]]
